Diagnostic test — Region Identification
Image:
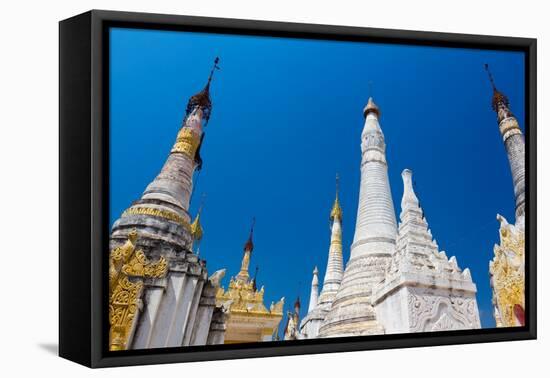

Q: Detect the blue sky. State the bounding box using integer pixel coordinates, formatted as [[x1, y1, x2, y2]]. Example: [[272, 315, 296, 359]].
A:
[[110, 27, 525, 332]]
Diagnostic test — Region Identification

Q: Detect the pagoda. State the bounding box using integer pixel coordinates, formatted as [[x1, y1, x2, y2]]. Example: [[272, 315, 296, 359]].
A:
[[319, 98, 396, 337], [301, 175, 344, 338], [216, 220, 285, 343], [296, 96, 482, 338], [108, 58, 229, 350], [485, 64, 526, 327]]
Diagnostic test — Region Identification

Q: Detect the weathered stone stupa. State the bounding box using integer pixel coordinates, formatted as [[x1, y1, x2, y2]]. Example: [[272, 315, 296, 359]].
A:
[[486, 64, 526, 328], [108, 59, 229, 350]]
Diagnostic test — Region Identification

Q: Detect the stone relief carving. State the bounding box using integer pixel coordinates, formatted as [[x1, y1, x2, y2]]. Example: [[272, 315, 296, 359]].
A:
[[408, 293, 479, 332]]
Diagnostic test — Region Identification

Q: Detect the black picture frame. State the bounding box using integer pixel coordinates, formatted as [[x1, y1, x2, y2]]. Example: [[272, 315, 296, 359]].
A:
[[59, 9, 537, 368]]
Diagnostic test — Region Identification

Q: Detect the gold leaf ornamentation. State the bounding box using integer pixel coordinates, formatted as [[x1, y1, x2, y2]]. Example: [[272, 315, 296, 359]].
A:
[[490, 216, 525, 327], [122, 207, 191, 231], [108, 230, 169, 351], [122, 250, 168, 279], [171, 127, 201, 158]]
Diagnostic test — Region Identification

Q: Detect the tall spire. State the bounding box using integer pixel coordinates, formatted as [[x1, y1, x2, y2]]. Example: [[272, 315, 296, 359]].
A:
[[111, 59, 222, 250], [330, 174, 343, 222], [486, 63, 526, 328], [320, 96, 397, 337], [308, 267, 319, 312], [485, 63, 511, 116], [185, 57, 220, 125], [317, 175, 344, 307], [484, 64, 525, 223], [299, 178, 345, 339], [237, 217, 255, 282], [185, 57, 220, 170], [108, 60, 225, 350]]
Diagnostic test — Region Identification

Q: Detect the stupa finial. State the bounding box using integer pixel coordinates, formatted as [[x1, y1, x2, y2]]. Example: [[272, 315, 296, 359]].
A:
[[363, 96, 380, 118], [484, 63, 510, 112], [185, 57, 221, 124], [330, 174, 343, 222], [244, 217, 255, 252], [206, 57, 221, 88]]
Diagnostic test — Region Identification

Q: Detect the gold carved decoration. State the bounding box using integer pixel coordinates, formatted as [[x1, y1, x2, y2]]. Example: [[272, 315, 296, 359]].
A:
[[490, 215, 525, 328], [121, 249, 168, 278], [171, 127, 201, 158], [109, 276, 143, 351], [109, 229, 168, 351], [237, 250, 251, 280], [215, 229, 284, 344], [330, 196, 343, 222], [190, 213, 203, 241], [216, 276, 284, 317], [122, 206, 191, 231]]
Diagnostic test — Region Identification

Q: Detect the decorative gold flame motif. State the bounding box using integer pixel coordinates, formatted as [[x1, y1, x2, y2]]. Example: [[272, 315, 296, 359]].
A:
[[109, 230, 168, 351], [490, 217, 525, 328], [190, 213, 203, 241]]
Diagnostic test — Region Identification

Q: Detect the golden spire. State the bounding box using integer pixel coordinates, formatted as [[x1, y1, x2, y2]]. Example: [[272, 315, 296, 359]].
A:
[[330, 174, 343, 222]]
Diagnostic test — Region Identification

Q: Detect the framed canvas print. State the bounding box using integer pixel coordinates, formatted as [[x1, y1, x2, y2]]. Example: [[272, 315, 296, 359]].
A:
[[59, 10, 536, 368]]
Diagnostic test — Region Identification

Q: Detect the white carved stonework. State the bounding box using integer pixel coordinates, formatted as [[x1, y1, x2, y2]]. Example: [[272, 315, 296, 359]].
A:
[[407, 291, 480, 332], [299, 98, 483, 339], [319, 98, 396, 337], [372, 169, 481, 333]]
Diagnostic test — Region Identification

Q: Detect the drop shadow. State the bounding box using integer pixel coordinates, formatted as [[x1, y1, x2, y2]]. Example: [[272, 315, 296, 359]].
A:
[[38, 343, 58, 355]]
